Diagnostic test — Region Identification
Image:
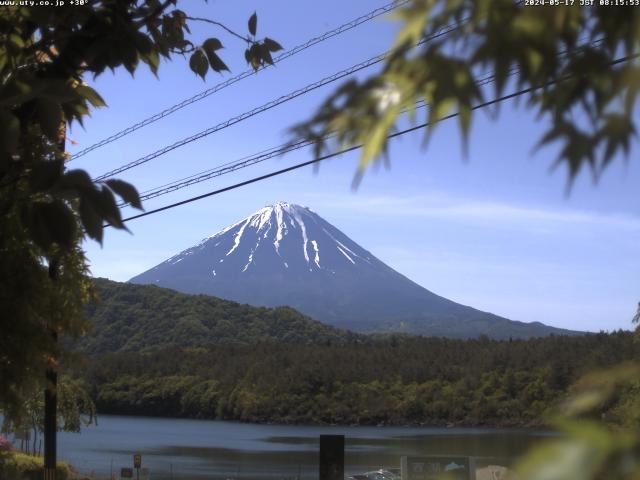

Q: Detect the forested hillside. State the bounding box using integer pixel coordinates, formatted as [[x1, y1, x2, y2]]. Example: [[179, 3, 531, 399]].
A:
[[77, 331, 638, 427], [79, 278, 359, 353]]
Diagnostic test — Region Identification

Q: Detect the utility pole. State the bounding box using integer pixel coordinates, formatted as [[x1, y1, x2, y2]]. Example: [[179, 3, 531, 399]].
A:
[[43, 323, 58, 480], [43, 120, 66, 480]]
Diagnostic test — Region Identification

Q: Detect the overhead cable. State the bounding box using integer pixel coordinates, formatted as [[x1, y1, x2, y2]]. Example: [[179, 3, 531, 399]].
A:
[[93, 21, 463, 181], [70, 0, 411, 161], [107, 51, 638, 226], [111, 38, 606, 204]]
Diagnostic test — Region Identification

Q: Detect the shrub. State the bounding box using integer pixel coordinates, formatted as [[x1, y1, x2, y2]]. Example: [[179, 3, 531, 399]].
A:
[[0, 451, 75, 480]]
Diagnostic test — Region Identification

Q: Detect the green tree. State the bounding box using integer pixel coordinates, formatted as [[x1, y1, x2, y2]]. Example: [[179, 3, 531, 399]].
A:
[[0, 1, 279, 417], [292, 1, 639, 185], [1, 376, 96, 455], [515, 363, 640, 480]]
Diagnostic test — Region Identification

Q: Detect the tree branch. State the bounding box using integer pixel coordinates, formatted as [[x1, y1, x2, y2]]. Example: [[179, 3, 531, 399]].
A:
[[184, 16, 251, 44], [135, 0, 175, 27]]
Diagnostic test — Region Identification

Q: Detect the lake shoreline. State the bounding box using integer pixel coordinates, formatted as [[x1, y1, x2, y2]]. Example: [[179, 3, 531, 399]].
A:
[[93, 409, 547, 430], [50, 414, 554, 480]]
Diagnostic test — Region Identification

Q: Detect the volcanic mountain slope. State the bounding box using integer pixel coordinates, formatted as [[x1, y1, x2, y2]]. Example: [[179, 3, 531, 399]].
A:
[[130, 202, 579, 339]]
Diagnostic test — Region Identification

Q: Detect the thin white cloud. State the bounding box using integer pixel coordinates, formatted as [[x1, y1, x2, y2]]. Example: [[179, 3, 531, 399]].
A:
[[312, 193, 640, 232]]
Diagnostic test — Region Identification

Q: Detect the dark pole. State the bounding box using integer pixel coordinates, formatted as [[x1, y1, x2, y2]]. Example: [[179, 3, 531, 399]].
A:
[[44, 121, 66, 480], [43, 270, 59, 480], [319, 435, 344, 480], [43, 332, 58, 477]]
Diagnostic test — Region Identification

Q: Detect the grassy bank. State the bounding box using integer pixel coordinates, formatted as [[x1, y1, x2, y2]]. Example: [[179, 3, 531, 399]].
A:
[[0, 451, 80, 480]]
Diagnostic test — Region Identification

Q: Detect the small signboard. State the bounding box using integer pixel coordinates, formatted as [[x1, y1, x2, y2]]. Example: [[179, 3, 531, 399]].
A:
[[121, 467, 133, 478], [133, 453, 142, 469], [401, 456, 471, 480], [140, 467, 150, 480]]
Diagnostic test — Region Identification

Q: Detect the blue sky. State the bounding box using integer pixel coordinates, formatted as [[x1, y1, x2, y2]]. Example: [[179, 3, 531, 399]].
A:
[[71, 0, 639, 333]]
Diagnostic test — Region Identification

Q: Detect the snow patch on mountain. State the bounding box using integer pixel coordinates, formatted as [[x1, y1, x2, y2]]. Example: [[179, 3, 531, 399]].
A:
[[174, 201, 371, 272], [311, 240, 321, 268], [227, 218, 250, 256], [336, 245, 355, 264]]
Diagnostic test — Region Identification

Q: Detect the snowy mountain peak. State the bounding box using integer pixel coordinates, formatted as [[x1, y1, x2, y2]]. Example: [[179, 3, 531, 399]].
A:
[[152, 202, 374, 280], [266, 201, 296, 210], [130, 203, 574, 339]]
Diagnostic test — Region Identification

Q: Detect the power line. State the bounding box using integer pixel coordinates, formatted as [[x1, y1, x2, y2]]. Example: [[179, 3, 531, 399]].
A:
[[91, 22, 596, 183], [103, 87, 554, 224], [125, 102, 429, 205], [122, 48, 596, 205], [137, 141, 308, 198], [113, 38, 607, 206], [108, 51, 638, 227], [92, 51, 385, 181], [70, 0, 410, 161], [123, 100, 446, 206], [93, 22, 462, 182], [125, 138, 317, 205], [107, 101, 483, 225], [118, 41, 601, 205], [123, 79, 492, 205]]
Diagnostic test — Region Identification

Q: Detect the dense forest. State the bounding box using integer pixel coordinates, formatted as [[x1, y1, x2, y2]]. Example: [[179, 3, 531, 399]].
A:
[[75, 331, 639, 427], [74, 280, 639, 427], [78, 279, 359, 353]]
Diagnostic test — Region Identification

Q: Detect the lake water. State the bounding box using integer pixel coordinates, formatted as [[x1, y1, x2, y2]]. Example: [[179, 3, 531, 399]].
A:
[[51, 415, 555, 479]]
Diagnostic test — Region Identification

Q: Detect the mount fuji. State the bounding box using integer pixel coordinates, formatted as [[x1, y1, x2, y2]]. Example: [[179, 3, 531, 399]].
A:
[[130, 202, 577, 339]]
